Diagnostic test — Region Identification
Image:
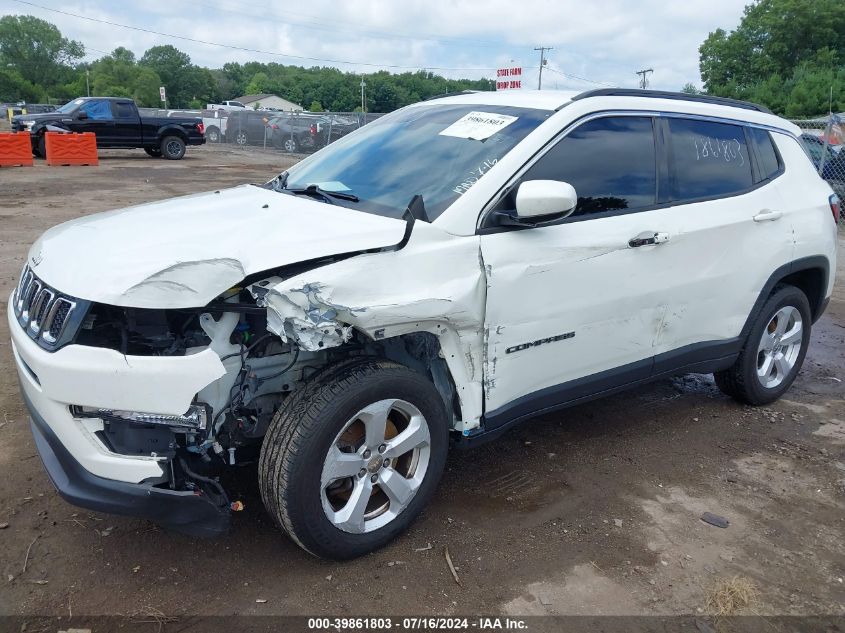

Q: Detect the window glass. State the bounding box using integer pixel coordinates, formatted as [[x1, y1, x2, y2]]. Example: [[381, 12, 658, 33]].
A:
[[750, 127, 780, 180], [284, 104, 550, 220], [519, 116, 657, 217], [668, 118, 752, 200], [113, 102, 135, 119], [79, 100, 113, 120]]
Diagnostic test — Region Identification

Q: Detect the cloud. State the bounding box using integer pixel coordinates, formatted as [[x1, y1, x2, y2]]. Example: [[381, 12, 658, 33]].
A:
[[2, 0, 747, 90]]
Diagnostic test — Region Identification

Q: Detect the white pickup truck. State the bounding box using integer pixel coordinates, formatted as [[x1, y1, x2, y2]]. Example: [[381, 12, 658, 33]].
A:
[[206, 101, 246, 111]]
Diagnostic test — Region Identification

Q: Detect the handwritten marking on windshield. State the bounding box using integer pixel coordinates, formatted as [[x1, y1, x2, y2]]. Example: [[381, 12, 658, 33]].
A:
[[453, 158, 498, 196]]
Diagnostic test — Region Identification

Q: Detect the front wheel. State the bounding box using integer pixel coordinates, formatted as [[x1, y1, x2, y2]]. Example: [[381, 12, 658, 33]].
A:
[[282, 137, 298, 153], [160, 135, 186, 160], [714, 284, 811, 405], [259, 359, 449, 560]]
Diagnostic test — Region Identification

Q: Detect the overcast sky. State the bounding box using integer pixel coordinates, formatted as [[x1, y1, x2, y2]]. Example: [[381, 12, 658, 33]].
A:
[[2, 0, 748, 92]]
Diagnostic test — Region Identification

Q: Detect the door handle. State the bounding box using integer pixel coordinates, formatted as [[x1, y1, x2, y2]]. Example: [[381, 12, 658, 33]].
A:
[[753, 209, 782, 222], [629, 231, 670, 248]]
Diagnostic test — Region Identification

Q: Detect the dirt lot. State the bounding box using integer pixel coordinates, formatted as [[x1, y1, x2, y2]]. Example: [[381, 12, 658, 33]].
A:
[[0, 145, 844, 627]]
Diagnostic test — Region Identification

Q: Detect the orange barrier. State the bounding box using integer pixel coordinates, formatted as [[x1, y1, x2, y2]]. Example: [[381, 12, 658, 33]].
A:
[[0, 132, 34, 167], [45, 132, 99, 166]]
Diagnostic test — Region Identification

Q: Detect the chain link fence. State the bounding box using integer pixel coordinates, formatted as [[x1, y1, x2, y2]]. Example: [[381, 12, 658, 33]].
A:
[[140, 108, 384, 154], [791, 113, 845, 203]]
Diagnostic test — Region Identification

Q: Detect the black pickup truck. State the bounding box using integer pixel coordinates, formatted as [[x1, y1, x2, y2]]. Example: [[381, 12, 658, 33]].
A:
[[11, 97, 205, 160]]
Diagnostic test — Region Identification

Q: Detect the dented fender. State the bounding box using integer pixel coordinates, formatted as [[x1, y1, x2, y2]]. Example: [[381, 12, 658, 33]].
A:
[[253, 222, 487, 430]]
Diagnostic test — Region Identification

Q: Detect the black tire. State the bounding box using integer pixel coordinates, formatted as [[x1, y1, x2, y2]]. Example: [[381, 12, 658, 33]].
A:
[[144, 147, 162, 158], [282, 136, 298, 153], [206, 126, 220, 143], [235, 130, 248, 146], [714, 284, 811, 405], [33, 134, 45, 158], [259, 358, 449, 560], [160, 135, 186, 160]]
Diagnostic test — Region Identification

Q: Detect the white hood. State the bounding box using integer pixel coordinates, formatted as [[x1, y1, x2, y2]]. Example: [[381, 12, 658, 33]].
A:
[[28, 184, 407, 308]]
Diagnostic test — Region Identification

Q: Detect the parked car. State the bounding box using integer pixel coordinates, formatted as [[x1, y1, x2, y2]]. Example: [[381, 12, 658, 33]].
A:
[[267, 114, 361, 152], [801, 133, 845, 204], [11, 89, 838, 560], [267, 113, 323, 152], [224, 110, 272, 145], [11, 97, 205, 160]]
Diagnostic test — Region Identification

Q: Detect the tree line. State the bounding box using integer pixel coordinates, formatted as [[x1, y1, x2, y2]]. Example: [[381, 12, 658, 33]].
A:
[[0, 15, 492, 112], [697, 0, 845, 117]]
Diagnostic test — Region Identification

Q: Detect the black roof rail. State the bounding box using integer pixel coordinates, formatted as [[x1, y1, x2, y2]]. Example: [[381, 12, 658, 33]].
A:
[[571, 88, 773, 114], [423, 90, 481, 102]]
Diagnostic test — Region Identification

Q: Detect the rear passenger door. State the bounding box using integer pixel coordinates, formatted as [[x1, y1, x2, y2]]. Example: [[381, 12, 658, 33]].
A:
[[648, 117, 792, 371], [110, 100, 142, 146]]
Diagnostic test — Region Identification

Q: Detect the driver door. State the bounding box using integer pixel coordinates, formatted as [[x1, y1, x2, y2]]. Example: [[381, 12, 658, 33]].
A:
[[480, 115, 669, 423]]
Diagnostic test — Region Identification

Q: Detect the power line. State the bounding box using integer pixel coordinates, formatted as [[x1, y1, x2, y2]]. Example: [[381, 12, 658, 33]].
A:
[[11, 0, 502, 72], [534, 46, 552, 90], [543, 65, 613, 87]]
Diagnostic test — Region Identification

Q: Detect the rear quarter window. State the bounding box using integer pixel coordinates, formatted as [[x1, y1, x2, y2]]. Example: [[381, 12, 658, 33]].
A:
[[749, 127, 781, 180], [668, 118, 753, 200]]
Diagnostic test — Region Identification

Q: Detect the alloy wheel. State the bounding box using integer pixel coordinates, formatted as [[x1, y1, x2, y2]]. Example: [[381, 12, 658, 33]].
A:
[[320, 399, 431, 534], [757, 305, 803, 389]]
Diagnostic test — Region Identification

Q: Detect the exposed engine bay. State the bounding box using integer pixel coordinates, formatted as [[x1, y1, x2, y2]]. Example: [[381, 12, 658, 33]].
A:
[[69, 279, 458, 512]]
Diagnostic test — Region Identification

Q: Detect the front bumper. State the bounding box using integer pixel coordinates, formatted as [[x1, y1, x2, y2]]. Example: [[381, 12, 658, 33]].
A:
[[24, 389, 229, 537], [9, 294, 231, 536]]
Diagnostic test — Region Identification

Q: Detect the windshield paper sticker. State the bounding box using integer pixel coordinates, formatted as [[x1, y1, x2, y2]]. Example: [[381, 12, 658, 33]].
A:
[[439, 112, 518, 141]]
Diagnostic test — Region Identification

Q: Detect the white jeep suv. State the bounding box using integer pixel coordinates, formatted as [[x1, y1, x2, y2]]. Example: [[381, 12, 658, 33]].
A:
[[10, 89, 839, 559]]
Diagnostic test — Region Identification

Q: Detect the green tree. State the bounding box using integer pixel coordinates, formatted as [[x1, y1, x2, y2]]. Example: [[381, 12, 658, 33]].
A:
[[309, 100, 323, 112], [0, 15, 84, 100], [698, 0, 845, 115], [681, 83, 701, 94]]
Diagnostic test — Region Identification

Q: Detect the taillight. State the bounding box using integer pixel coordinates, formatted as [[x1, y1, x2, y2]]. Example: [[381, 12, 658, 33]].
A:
[[271, 124, 279, 129], [310, 124, 317, 136], [831, 194, 842, 223], [197, 122, 205, 135]]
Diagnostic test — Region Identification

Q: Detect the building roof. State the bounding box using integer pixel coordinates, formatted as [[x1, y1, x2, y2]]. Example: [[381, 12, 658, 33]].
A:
[[235, 94, 302, 108]]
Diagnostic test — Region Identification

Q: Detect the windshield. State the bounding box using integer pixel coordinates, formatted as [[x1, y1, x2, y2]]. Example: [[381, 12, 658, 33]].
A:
[[281, 104, 550, 220], [55, 99, 85, 114]]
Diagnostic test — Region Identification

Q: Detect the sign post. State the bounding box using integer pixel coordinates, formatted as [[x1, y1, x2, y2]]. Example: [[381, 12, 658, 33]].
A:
[[159, 86, 167, 110], [496, 67, 523, 91]]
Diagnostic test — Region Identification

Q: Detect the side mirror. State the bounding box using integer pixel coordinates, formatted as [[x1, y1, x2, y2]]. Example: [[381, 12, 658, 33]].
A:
[[515, 180, 578, 221], [76, 111, 88, 120]]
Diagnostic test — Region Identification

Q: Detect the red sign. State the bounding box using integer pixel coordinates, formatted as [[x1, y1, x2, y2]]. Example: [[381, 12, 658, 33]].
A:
[[496, 67, 522, 90]]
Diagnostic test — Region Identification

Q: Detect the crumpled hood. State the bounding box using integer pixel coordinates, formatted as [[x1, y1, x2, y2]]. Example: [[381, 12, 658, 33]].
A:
[[28, 184, 407, 308]]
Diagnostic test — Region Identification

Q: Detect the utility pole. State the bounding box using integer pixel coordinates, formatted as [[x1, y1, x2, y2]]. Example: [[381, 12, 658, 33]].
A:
[[360, 77, 366, 113], [534, 46, 553, 90], [85, 69, 90, 97], [636, 68, 653, 89]]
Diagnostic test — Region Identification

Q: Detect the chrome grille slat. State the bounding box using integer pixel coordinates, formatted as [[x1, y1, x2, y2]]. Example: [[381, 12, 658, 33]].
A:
[[29, 288, 55, 334], [21, 279, 41, 321], [12, 266, 81, 350]]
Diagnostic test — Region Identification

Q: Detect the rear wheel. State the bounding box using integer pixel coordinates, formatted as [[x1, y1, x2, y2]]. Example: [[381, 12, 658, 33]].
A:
[[144, 147, 162, 157], [33, 134, 45, 158], [714, 284, 811, 405], [206, 126, 221, 143], [235, 130, 248, 146], [160, 135, 186, 160], [282, 137, 298, 153], [259, 359, 448, 560]]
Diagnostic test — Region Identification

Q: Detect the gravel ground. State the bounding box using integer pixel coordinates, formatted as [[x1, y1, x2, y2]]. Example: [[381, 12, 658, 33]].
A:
[[0, 144, 843, 627]]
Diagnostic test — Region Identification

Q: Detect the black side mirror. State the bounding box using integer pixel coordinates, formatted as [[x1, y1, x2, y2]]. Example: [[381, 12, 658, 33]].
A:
[[76, 111, 88, 120]]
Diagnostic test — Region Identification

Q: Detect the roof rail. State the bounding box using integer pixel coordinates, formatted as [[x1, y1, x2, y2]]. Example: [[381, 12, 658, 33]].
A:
[[572, 88, 773, 114], [423, 90, 481, 102]]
